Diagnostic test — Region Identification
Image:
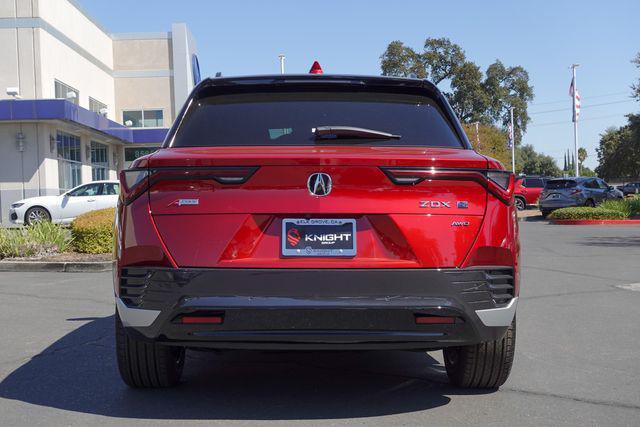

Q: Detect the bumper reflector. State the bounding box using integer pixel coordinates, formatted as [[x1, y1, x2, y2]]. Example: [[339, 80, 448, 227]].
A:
[[414, 315, 456, 325], [181, 315, 224, 325]]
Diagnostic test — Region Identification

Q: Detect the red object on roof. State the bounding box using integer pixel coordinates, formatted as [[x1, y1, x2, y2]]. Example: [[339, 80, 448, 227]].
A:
[[309, 61, 323, 74]]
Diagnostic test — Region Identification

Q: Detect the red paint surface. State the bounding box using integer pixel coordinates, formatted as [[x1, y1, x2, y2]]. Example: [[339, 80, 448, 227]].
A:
[[514, 177, 544, 205], [115, 145, 519, 297]]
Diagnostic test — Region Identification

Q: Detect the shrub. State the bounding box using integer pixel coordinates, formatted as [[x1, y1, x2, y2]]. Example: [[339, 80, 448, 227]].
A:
[[626, 196, 640, 217], [599, 199, 631, 218], [0, 221, 72, 259], [548, 207, 626, 221], [600, 196, 640, 218], [71, 208, 115, 254]]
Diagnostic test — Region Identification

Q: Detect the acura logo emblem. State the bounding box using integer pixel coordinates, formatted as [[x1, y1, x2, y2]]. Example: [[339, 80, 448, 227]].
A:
[[307, 173, 332, 196]]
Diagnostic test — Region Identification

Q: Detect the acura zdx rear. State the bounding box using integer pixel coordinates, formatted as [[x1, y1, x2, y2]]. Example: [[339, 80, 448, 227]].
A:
[[114, 73, 519, 389]]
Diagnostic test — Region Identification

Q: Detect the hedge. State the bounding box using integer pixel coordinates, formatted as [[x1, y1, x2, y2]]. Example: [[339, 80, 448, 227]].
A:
[[548, 207, 626, 221], [71, 208, 115, 253], [0, 221, 72, 259], [600, 197, 640, 218]]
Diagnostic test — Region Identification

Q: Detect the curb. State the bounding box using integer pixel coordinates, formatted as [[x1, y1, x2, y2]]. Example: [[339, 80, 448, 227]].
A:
[[0, 261, 112, 273], [551, 219, 640, 225]]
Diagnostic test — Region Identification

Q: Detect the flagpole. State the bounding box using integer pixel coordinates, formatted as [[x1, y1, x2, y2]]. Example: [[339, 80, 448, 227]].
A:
[[571, 64, 580, 177], [510, 107, 515, 173]]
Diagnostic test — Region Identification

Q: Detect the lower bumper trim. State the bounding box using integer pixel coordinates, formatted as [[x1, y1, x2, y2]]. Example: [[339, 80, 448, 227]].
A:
[[116, 298, 160, 327], [475, 297, 518, 327]]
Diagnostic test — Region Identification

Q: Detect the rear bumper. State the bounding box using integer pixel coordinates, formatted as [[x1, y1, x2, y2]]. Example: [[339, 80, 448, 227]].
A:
[[116, 267, 518, 350], [539, 198, 582, 210]]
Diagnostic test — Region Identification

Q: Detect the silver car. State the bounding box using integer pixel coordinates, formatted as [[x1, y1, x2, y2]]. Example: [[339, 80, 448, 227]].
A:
[[539, 177, 622, 217]]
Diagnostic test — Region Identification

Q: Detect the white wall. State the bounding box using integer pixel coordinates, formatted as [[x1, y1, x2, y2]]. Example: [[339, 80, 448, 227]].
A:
[[37, 29, 116, 118], [0, 122, 49, 223], [36, 0, 113, 69]]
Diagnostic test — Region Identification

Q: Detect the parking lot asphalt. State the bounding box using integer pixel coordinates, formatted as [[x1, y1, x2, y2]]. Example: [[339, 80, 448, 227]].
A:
[[1, 222, 639, 426]]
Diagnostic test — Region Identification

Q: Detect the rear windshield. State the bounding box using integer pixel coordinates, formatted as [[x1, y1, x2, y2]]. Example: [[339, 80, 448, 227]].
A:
[[524, 178, 544, 188], [545, 180, 577, 189], [169, 92, 463, 148]]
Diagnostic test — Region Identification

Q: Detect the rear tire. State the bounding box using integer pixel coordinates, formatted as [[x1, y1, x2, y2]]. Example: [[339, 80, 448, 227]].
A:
[[515, 197, 526, 211], [585, 199, 596, 207], [115, 312, 185, 388], [443, 317, 516, 389], [541, 210, 551, 218]]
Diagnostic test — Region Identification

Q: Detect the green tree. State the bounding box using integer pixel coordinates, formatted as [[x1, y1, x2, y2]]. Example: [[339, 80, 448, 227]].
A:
[[449, 61, 490, 123], [380, 38, 534, 143], [421, 37, 466, 84], [462, 123, 510, 167], [380, 41, 424, 78], [482, 61, 534, 143], [578, 147, 588, 174], [517, 144, 561, 177], [462, 124, 560, 176], [595, 116, 640, 180]]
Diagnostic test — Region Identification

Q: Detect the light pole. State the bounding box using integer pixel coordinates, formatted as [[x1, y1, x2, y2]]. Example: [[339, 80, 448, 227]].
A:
[[570, 63, 580, 177], [510, 107, 516, 173], [278, 54, 285, 74], [469, 121, 480, 149]]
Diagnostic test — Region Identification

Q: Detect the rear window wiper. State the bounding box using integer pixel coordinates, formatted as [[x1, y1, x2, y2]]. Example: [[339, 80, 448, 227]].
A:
[[313, 126, 401, 140]]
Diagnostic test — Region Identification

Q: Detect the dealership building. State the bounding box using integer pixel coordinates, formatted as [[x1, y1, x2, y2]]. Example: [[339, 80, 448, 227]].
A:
[[0, 0, 200, 223]]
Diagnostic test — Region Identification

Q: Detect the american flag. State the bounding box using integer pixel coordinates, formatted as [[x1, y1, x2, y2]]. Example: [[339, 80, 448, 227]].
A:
[[569, 77, 581, 122]]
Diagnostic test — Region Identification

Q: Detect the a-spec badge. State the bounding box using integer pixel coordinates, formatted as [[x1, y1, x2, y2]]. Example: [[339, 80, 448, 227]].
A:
[[451, 221, 470, 227], [457, 201, 469, 209], [169, 199, 200, 207]]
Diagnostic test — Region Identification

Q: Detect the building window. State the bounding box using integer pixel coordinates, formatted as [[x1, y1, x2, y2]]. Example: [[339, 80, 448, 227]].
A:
[[124, 146, 157, 169], [56, 131, 82, 191], [54, 80, 79, 105], [90, 141, 109, 181], [123, 109, 164, 128], [89, 97, 107, 116]]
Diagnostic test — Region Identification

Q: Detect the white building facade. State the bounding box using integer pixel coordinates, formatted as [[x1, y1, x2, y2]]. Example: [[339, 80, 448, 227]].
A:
[[0, 0, 199, 224]]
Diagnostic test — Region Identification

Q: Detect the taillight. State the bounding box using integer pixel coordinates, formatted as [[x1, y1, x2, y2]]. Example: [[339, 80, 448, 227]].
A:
[[149, 166, 258, 185], [486, 170, 512, 191], [381, 167, 515, 204], [119, 169, 149, 205], [120, 167, 259, 206]]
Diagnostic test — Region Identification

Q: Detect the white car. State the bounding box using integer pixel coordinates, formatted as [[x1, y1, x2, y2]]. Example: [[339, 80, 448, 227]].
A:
[[9, 181, 119, 225]]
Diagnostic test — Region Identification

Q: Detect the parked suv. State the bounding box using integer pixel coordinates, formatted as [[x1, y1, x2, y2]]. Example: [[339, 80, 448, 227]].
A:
[[514, 175, 546, 210], [540, 177, 622, 217], [620, 182, 640, 196], [114, 73, 519, 389]]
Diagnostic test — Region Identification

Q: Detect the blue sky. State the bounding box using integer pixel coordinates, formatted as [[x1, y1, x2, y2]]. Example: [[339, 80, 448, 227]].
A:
[[81, 0, 639, 170]]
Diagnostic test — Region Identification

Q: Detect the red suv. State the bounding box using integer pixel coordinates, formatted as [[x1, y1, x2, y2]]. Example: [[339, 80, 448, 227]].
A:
[[514, 176, 546, 210], [114, 74, 519, 389]]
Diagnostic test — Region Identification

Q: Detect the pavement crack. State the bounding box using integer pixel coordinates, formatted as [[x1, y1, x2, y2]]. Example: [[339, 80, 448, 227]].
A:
[[503, 387, 640, 411]]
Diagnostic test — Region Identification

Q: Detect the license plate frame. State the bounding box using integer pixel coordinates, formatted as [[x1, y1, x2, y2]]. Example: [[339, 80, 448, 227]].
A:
[[282, 218, 356, 257]]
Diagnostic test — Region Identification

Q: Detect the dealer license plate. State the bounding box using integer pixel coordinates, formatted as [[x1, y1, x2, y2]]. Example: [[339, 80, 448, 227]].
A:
[[282, 218, 356, 257]]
